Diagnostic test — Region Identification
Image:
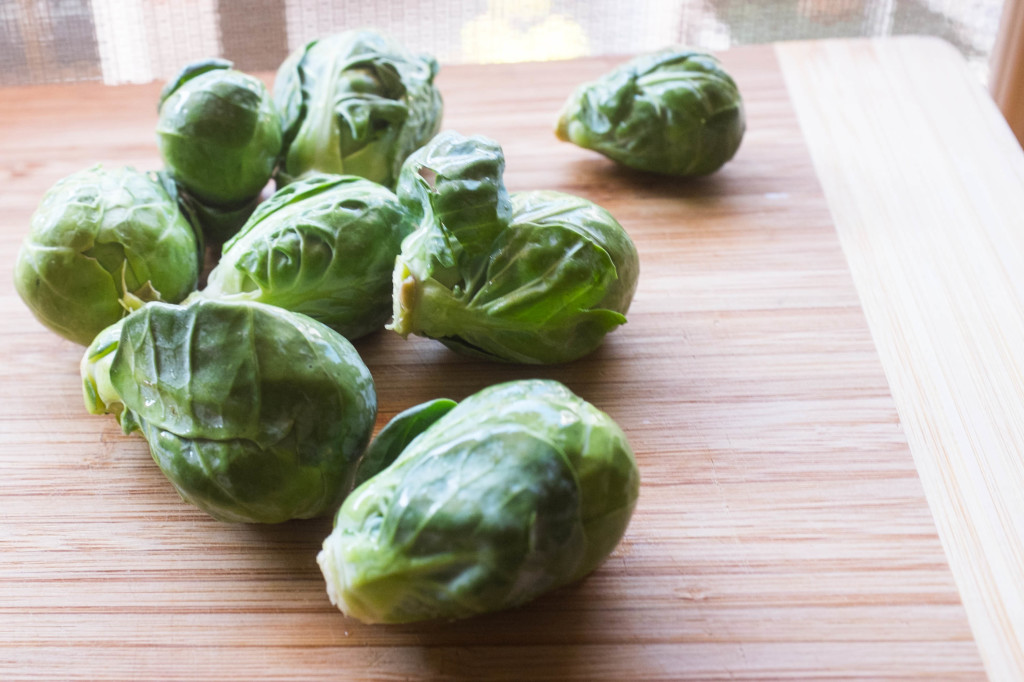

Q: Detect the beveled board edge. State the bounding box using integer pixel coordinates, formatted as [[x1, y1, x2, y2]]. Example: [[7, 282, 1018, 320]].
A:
[[776, 36, 1024, 681]]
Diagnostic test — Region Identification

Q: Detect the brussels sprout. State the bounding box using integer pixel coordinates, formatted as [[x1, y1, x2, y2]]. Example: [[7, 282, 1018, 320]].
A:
[[202, 173, 416, 339], [13, 165, 200, 345], [318, 379, 640, 624], [390, 131, 639, 364], [273, 29, 443, 188], [157, 58, 282, 242], [82, 298, 377, 523], [555, 49, 745, 176]]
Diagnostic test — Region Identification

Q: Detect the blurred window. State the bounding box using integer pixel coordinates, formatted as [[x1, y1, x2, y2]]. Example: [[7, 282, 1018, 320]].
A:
[[0, 0, 1006, 86]]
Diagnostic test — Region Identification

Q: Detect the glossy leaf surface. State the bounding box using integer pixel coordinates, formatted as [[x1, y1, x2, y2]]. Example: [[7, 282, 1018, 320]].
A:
[[204, 174, 415, 339], [274, 30, 442, 188], [556, 49, 745, 176], [318, 379, 639, 623], [14, 165, 200, 345]]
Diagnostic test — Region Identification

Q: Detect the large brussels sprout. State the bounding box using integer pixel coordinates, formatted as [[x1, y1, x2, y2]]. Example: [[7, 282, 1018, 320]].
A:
[[555, 49, 745, 176], [13, 165, 200, 346], [390, 131, 639, 364], [273, 29, 443, 188], [81, 298, 377, 523], [157, 59, 283, 242], [202, 173, 416, 339], [318, 379, 640, 624]]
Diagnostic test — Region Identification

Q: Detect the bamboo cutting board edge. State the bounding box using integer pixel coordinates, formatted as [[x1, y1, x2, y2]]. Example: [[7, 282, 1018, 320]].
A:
[[778, 35, 1024, 681]]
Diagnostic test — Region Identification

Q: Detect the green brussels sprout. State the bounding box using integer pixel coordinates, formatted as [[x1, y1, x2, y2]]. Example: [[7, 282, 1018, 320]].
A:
[[81, 298, 377, 523], [555, 49, 745, 176], [157, 58, 282, 242], [390, 131, 639, 364], [273, 29, 443, 188], [318, 379, 640, 624], [13, 165, 200, 345], [202, 173, 416, 339]]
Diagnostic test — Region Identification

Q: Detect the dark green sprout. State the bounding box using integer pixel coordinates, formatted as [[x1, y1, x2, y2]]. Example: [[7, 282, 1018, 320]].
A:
[[273, 29, 443, 188], [318, 379, 640, 623], [202, 173, 416, 340], [390, 130, 639, 364], [157, 58, 282, 242], [556, 49, 745, 176], [80, 298, 377, 523]]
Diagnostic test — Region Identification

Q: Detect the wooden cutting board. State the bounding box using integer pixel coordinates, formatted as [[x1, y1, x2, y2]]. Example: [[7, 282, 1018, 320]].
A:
[[2, 37, 1021, 680]]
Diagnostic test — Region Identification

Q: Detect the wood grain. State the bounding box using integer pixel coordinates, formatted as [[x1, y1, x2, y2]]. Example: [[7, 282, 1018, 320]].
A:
[[0, 44, 986, 679], [778, 36, 1024, 681]]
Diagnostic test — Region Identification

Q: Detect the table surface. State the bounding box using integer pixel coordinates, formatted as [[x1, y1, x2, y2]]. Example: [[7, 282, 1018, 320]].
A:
[[2, 37, 1022, 681]]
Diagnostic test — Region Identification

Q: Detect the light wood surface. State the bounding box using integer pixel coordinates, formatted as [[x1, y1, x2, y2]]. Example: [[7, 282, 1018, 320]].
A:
[[779, 37, 1024, 681], [990, 0, 1024, 147], [0, 40, 1006, 680]]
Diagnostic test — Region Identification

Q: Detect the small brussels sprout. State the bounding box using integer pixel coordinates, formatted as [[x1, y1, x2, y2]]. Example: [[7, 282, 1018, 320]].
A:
[[13, 165, 200, 345], [390, 131, 639, 364], [202, 174, 416, 339], [273, 29, 443, 188], [556, 49, 745, 176], [157, 59, 282, 242], [318, 379, 640, 624], [82, 298, 377, 523]]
